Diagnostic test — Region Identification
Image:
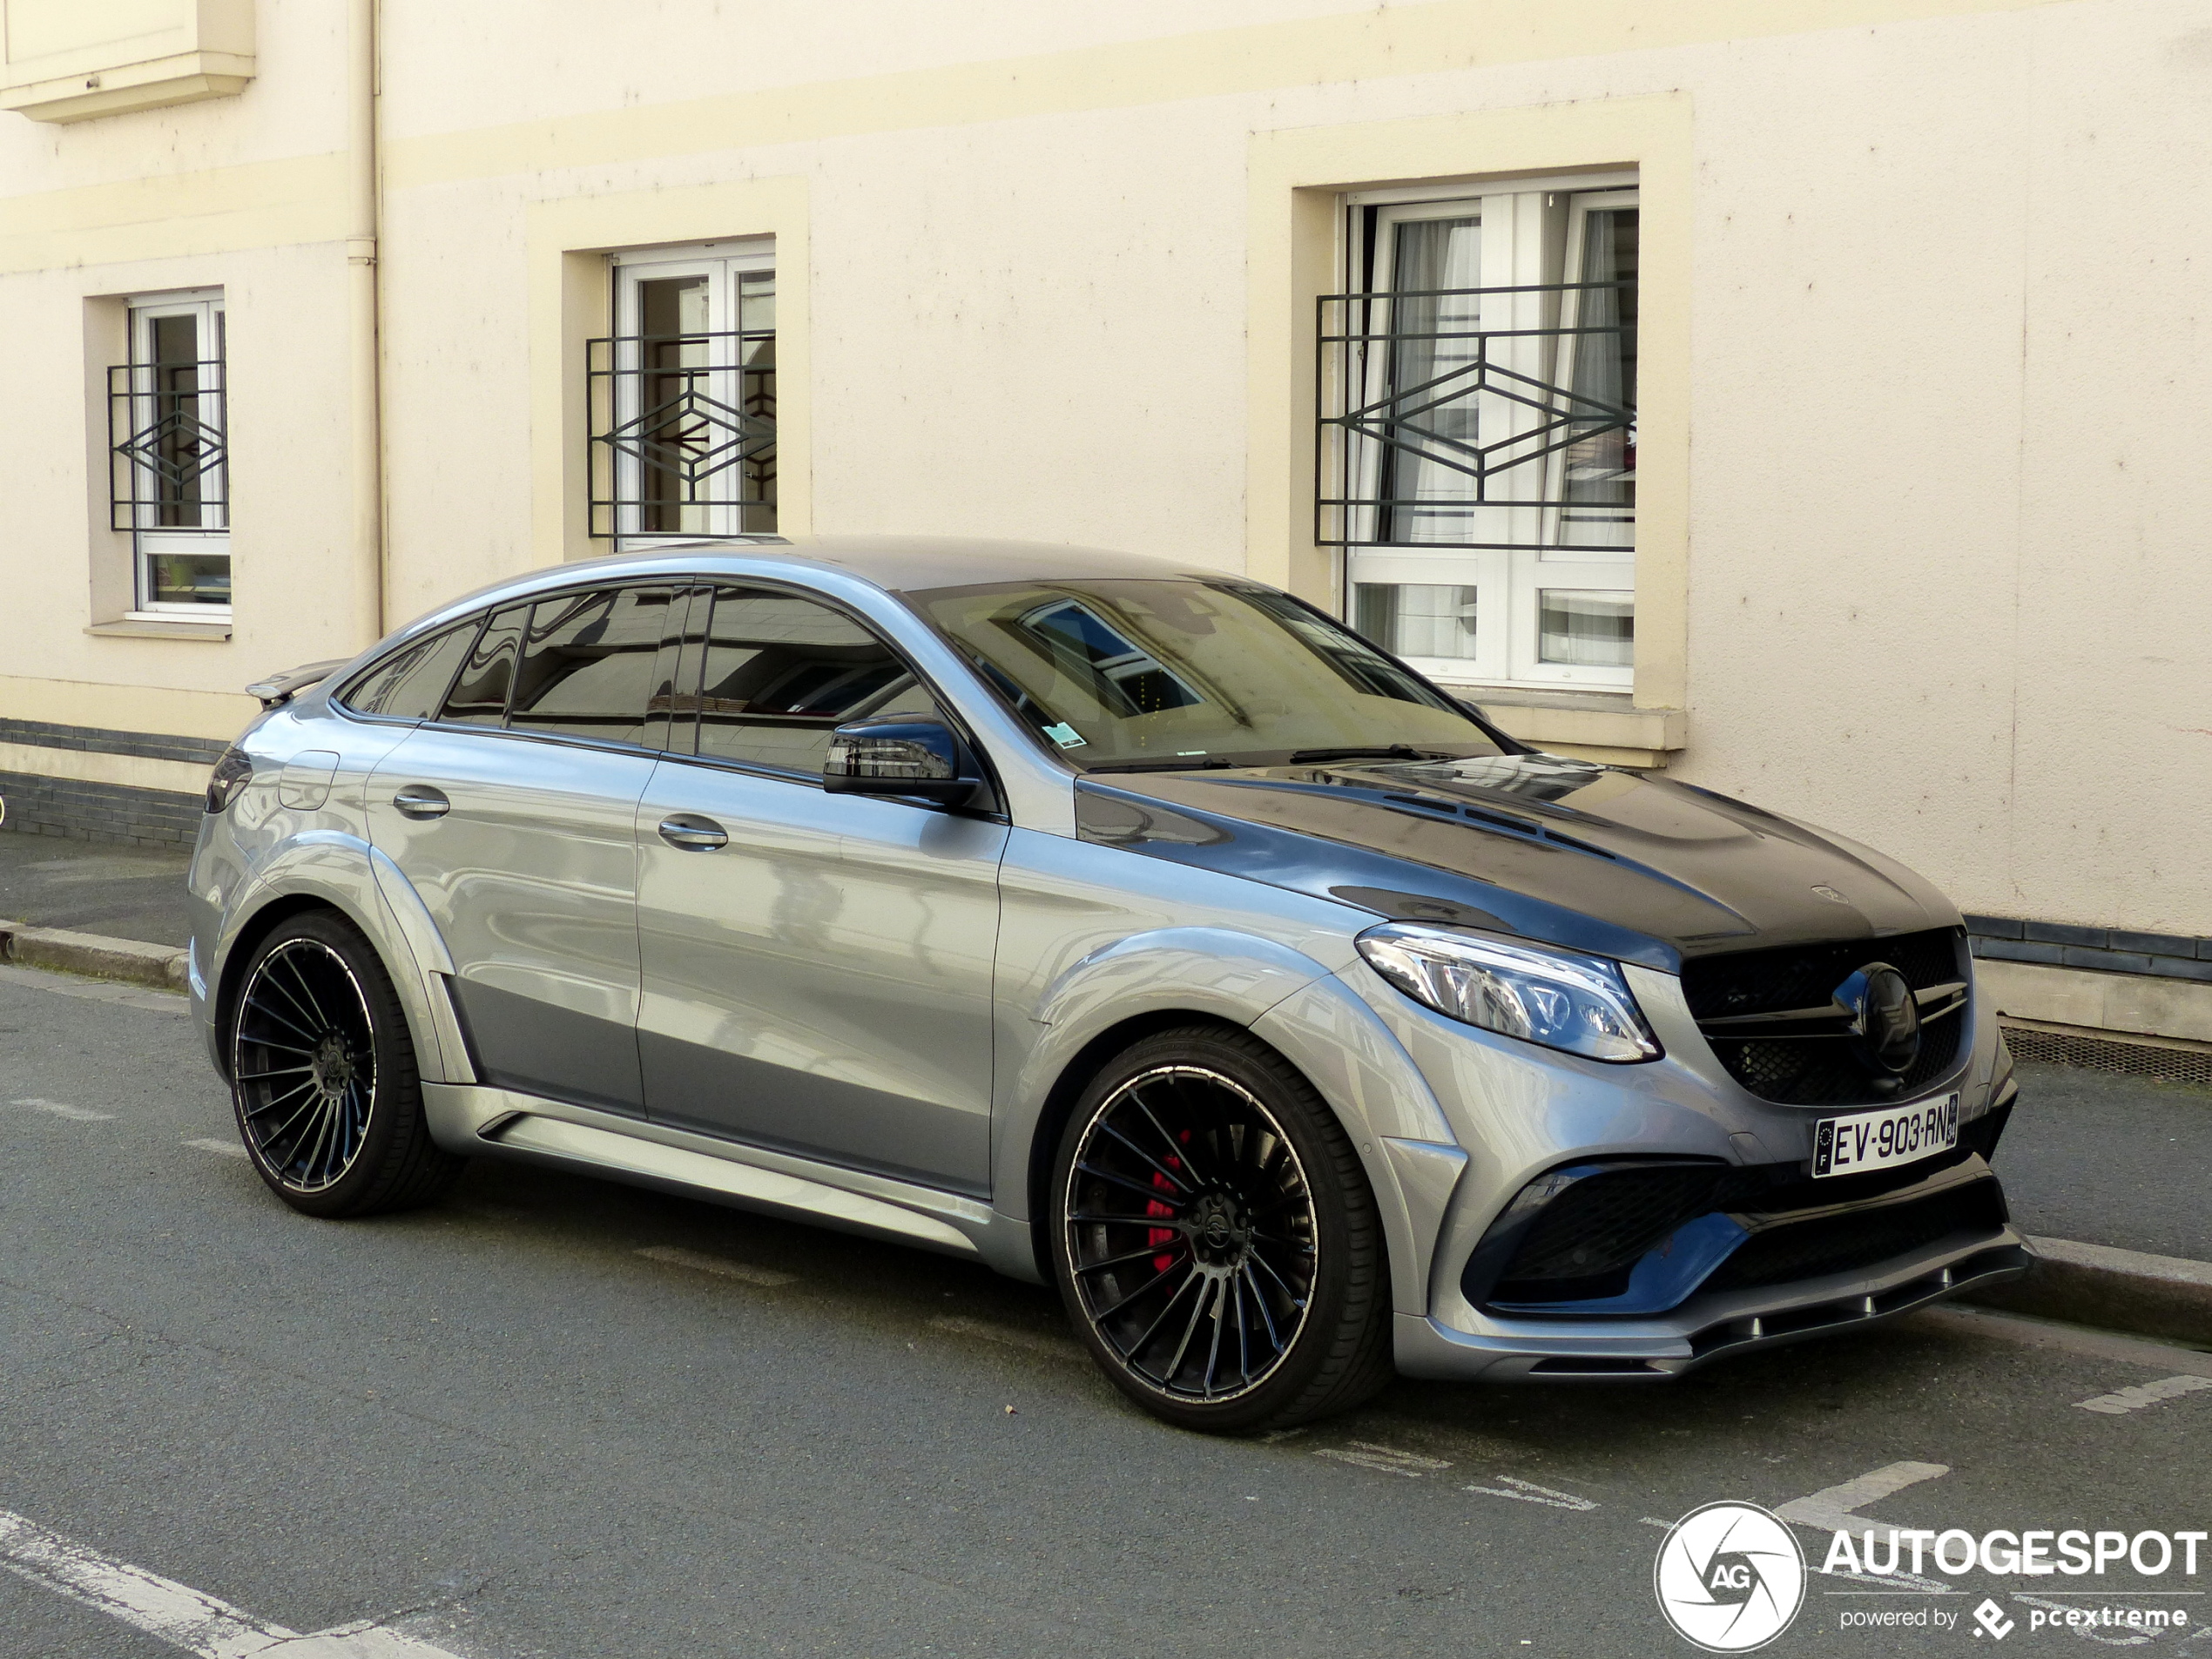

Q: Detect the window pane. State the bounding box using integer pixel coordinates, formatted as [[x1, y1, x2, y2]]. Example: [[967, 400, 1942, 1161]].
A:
[[439, 604, 529, 725], [637, 276, 712, 536], [145, 312, 212, 529], [1380, 215, 1481, 547], [1353, 583, 1477, 663], [346, 621, 480, 719], [737, 270, 777, 532], [145, 547, 230, 608], [695, 587, 930, 773], [509, 588, 677, 746], [1561, 206, 1638, 550], [1538, 590, 1634, 667]]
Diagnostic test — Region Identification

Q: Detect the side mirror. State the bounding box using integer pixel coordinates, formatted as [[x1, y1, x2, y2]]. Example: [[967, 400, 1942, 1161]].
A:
[[823, 718, 982, 806]]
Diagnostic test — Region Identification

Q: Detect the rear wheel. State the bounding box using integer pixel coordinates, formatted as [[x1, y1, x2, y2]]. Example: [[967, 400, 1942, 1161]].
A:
[[227, 910, 463, 1217], [1049, 1026, 1394, 1433]]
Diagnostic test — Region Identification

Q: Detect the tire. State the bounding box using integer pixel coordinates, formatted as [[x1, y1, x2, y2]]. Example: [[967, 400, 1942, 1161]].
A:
[[1049, 1025, 1395, 1433], [226, 909, 464, 1217]]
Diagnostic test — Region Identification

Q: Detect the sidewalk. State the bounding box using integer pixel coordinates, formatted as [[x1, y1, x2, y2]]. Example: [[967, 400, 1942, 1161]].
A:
[[3, 826, 2205, 1339]]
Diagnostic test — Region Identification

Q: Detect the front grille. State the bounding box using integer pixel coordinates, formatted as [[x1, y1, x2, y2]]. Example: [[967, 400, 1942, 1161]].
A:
[[1703, 1179, 2009, 1291], [1683, 927, 1970, 1106]]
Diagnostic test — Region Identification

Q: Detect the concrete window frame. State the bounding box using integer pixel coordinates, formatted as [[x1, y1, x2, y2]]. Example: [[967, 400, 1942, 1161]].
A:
[[528, 177, 811, 568], [1246, 94, 1690, 767]]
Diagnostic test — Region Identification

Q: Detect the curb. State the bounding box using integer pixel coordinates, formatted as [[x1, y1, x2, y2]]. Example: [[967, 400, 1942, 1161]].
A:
[[1960, 1235, 2212, 1349], [0, 919, 188, 993]]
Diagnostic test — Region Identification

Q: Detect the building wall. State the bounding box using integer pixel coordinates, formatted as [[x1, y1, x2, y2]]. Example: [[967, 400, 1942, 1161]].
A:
[[3, 0, 2211, 1033]]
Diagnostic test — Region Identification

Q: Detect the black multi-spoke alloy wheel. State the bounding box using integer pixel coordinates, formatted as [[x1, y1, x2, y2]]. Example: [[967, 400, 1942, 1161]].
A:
[[227, 910, 462, 1217], [1050, 1027, 1393, 1433]]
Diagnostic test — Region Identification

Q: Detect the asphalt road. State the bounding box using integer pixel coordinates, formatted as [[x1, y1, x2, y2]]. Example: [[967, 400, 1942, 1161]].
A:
[[3, 961, 2209, 1659]]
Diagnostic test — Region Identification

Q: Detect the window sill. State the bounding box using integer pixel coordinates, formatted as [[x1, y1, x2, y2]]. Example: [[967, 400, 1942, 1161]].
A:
[[86, 618, 233, 643], [1440, 684, 1686, 769]]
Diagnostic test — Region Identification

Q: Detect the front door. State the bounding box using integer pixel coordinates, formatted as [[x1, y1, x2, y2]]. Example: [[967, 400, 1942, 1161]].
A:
[[633, 583, 1007, 1193], [367, 584, 685, 1114]]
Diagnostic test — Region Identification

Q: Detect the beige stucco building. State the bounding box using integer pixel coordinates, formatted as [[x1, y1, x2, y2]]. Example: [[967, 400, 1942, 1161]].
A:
[[4, 0, 2211, 1052]]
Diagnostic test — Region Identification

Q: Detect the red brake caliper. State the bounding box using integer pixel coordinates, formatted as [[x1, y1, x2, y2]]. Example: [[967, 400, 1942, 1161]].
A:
[[1147, 1146, 1184, 1271]]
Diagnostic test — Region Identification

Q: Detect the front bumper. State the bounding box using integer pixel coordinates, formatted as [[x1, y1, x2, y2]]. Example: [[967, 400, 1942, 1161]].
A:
[[1394, 1228, 2031, 1381]]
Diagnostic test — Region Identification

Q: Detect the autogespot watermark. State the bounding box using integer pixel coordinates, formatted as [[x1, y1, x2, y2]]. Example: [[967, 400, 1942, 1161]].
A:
[[1656, 1512, 2207, 1648], [1654, 1503, 1808, 1652]]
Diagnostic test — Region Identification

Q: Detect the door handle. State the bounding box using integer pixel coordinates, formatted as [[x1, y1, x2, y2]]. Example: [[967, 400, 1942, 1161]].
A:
[[658, 813, 729, 852], [392, 785, 451, 820]]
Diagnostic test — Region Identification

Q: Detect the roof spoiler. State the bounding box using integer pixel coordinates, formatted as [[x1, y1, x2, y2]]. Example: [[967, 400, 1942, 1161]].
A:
[[246, 658, 351, 710]]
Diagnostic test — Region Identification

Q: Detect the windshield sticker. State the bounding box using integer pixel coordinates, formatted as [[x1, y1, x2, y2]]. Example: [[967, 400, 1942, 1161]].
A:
[[1042, 722, 1089, 749]]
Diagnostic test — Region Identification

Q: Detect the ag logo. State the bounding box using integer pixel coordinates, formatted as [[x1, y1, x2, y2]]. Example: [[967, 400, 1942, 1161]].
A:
[[1653, 1501, 1806, 1652]]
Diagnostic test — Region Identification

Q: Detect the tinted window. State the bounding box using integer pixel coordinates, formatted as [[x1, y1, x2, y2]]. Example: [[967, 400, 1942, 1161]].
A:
[[439, 604, 528, 725], [341, 620, 479, 719], [509, 587, 678, 746], [695, 586, 938, 774]]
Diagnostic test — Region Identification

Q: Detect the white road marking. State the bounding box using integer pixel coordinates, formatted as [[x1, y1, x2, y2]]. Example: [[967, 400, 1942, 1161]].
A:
[[1640, 1517, 1674, 1528], [1314, 1441, 1452, 1477], [634, 1244, 796, 1287], [1775, 1460, 1950, 1534], [1462, 1476, 1596, 1511], [0, 962, 185, 1013], [9, 1097, 115, 1122], [2075, 1374, 2212, 1415], [0, 1506, 462, 1657], [184, 1137, 250, 1160], [927, 1313, 1086, 1363]]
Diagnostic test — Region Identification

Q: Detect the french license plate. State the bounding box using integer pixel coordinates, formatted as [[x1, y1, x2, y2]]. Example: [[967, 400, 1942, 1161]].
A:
[[1812, 1093, 1959, 1179]]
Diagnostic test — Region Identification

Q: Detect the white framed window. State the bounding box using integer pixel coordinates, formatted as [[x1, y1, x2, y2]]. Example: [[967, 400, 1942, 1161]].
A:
[[111, 288, 230, 616], [593, 239, 777, 544], [1325, 177, 1638, 690]]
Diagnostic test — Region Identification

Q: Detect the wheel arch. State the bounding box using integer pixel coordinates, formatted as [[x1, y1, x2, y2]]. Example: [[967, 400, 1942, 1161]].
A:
[[212, 834, 462, 1086]]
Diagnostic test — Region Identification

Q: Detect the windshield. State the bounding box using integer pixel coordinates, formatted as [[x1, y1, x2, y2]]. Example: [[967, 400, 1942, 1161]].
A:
[[908, 577, 1504, 770]]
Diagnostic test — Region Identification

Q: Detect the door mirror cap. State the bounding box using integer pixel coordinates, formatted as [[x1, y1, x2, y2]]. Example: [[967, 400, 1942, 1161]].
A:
[[824, 718, 981, 806]]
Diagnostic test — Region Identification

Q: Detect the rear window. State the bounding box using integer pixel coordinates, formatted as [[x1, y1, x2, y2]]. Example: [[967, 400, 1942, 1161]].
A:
[[338, 619, 481, 720]]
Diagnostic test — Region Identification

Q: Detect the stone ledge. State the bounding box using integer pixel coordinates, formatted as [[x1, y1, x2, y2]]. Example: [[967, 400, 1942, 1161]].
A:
[[1446, 687, 1688, 770], [1977, 958, 2212, 1048]]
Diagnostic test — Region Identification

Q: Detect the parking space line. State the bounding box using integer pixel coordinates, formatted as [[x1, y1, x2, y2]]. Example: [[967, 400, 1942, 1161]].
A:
[[2075, 1374, 2212, 1415], [634, 1244, 796, 1287], [1776, 1460, 1950, 1534], [1463, 1476, 1597, 1511], [183, 1138, 249, 1160], [1314, 1441, 1452, 1477], [9, 1097, 115, 1122], [0, 1506, 462, 1657]]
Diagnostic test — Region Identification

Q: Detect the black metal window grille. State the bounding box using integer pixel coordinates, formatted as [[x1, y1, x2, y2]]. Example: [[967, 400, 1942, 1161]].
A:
[[1315, 277, 1635, 556], [588, 322, 776, 538], [108, 355, 227, 533]]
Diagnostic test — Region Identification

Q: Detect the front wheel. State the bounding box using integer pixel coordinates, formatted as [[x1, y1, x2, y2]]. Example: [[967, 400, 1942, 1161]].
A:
[[1049, 1026, 1394, 1433], [226, 909, 463, 1217]]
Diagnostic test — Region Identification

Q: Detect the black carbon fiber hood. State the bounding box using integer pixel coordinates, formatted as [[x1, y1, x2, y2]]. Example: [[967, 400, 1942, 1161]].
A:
[[1074, 752, 1960, 973]]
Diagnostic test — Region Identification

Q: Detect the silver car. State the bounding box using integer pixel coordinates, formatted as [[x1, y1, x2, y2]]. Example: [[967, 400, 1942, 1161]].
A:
[[187, 536, 2027, 1432]]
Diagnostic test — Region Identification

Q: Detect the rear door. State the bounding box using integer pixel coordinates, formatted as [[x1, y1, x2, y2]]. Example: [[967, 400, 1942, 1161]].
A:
[[634, 583, 1008, 1192], [367, 584, 687, 1115]]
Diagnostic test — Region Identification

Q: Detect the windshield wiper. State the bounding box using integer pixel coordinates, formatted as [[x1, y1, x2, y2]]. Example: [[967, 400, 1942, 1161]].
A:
[[1286, 745, 1446, 765], [1082, 757, 1239, 774]]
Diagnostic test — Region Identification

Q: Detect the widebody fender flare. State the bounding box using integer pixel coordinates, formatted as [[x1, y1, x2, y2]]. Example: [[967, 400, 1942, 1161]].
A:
[[995, 926, 1463, 1316], [215, 831, 470, 1086]]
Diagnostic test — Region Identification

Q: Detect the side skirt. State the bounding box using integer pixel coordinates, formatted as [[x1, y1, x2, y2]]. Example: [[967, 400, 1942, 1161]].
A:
[[421, 1082, 1022, 1266]]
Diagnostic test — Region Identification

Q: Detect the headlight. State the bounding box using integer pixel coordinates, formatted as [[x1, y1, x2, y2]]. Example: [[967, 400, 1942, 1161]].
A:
[[205, 746, 253, 813], [1355, 923, 1662, 1062]]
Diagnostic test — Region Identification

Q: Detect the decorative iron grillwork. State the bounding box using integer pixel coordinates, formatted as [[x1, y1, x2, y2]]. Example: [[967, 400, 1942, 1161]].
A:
[[587, 326, 776, 538], [108, 358, 227, 532], [1315, 280, 1634, 554]]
